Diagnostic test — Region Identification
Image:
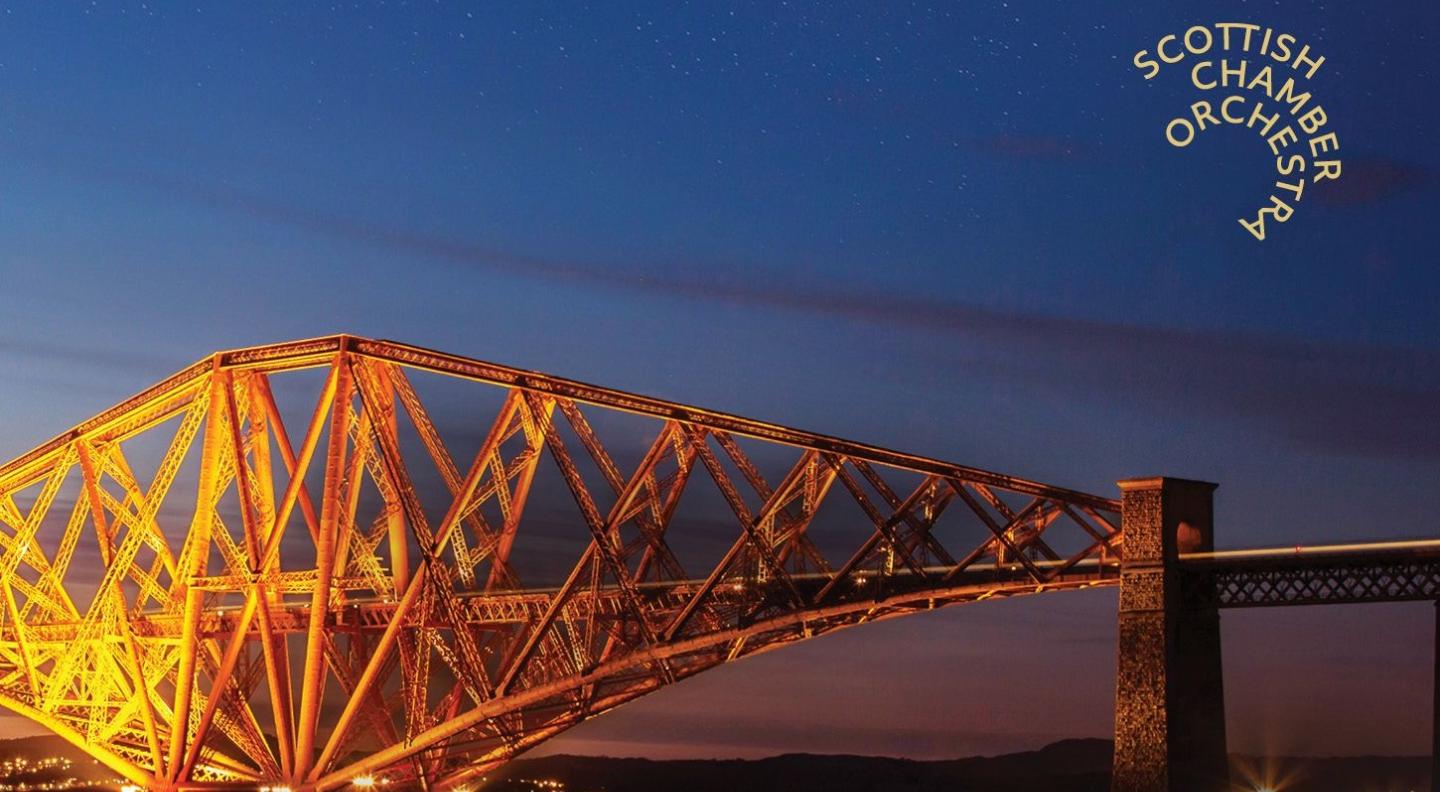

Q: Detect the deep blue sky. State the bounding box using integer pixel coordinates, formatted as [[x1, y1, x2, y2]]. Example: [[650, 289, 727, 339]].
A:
[[1, 0, 1438, 759]]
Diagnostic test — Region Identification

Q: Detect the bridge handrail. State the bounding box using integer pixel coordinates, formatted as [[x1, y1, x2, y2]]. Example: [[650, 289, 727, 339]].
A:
[[1179, 538, 1440, 562]]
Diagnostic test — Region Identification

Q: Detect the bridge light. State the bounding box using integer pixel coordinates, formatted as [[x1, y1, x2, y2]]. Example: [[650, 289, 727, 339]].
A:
[[352, 776, 378, 788]]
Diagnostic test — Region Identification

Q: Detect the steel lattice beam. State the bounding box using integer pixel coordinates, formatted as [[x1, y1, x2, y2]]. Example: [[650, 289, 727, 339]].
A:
[[0, 335, 1122, 791], [1182, 551, 1440, 608]]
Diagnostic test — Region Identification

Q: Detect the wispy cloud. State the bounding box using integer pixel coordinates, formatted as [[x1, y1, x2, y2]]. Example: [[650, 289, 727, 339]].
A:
[[18, 146, 1440, 461], [0, 335, 178, 374], [1313, 156, 1435, 207]]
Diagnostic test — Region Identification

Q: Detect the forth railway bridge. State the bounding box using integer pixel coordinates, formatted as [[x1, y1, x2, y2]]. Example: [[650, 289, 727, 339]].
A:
[[0, 336, 1435, 792]]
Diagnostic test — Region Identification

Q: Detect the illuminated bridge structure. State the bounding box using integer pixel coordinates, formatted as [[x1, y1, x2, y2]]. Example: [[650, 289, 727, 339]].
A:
[[0, 336, 1431, 792]]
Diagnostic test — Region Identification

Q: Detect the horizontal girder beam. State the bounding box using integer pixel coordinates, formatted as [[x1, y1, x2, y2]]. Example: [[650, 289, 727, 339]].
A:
[[1182, 549, 1440, 608], [0, 336, 1118, 511], [0, 560, 1121, 643]]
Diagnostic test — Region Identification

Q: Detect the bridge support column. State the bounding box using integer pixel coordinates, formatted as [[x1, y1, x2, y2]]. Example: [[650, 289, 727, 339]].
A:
[[1112, 477, 1228, 792], [1433, 600, 1439, 792]]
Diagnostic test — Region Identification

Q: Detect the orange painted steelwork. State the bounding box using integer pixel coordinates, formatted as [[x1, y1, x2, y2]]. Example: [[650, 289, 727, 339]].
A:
[[0, 336, 1124, 790]]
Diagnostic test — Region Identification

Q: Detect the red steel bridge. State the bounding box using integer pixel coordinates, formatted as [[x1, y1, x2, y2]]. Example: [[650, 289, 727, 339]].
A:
[[0, 336, 1433, 792]]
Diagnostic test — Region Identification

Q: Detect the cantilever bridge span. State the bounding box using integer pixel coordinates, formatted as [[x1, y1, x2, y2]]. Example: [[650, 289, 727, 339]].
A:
[[0, 336, 1432, 792]]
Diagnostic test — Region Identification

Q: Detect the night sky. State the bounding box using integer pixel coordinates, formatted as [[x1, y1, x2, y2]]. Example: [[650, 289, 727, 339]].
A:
[[2, 0, 1439, 760]]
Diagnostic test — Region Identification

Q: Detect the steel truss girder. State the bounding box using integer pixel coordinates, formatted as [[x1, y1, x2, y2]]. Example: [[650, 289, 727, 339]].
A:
[[0, 336, 1121, 791], [1182, 551, 1440, 608]]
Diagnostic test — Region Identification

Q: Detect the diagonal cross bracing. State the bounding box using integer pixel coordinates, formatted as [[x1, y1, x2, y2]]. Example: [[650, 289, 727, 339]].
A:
[[0, 336, 1121, 791]]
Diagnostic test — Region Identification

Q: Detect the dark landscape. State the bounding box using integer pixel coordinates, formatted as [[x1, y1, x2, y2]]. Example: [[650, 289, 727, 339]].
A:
[[0, 733, 1430, 790], [483, 740, 1431, 792]]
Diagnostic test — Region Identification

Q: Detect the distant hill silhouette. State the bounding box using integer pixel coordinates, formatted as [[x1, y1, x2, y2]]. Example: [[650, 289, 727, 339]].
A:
[[0, 734, 1428, 790], [490, 740, 1431, 792], [486, 740, 1110, 792]]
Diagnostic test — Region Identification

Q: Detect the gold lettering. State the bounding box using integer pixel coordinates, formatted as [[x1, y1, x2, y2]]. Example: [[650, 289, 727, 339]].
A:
[[1308, 132, 1339, 157], [1245, 65, 1273, 96], [1221, 59, 1247, 87], [1247, 102, 1279, 136], [1312, 160, 1342, 183], [1273, 78, 1312, 115], [1134, 49, 1161, 80], [1276, 155, 1306, 175], [1298, 106, 1327, 134], [1267, 126, 1297, 155], [1185, 25, 1214, 55], [1221, 95, 1247, 124], [1192, 100, 1219, 131], [1239, 196, 1294, 241], [1158, 34, 1183, 64], [1192, 61, 1216, 89], [1166, 118, 1195, 147], [1292, 44, 1325, 78]]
